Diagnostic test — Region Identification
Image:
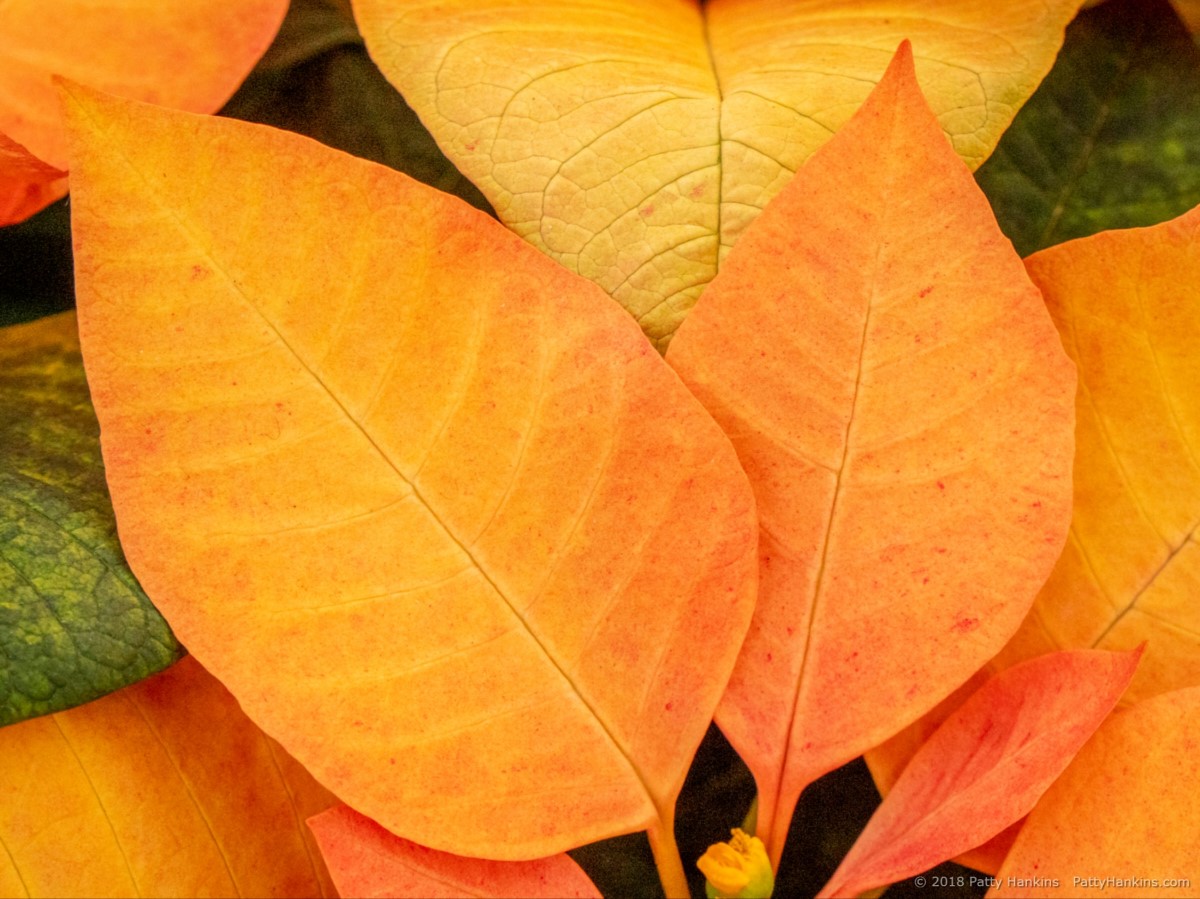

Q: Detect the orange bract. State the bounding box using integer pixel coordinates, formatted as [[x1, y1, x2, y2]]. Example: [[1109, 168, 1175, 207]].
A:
[[819, 649, 1140, 897], [0, 0, 287, 223], [990, 686, 1200, 897], [0, 656, 336, 898], [998, 204, 1200, 702], [309, 805, 602, 898], [62, 82, 758, 860], [666, 43, 1076, 864], [352, 0, 1080, 345]]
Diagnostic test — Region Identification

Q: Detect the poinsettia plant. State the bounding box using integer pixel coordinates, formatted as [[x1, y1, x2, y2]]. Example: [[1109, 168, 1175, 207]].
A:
[[1, 1, 1198, 898]]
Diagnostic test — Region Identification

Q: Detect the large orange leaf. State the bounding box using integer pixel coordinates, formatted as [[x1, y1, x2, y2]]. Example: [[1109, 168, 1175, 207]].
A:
[[818, 649, 1140, 898], [989, 685, 1200, 898], [665, 43, 1076, 864], [61, 81, 758, 871], [309, 804, 602, 898], [0, 0, 287, 224], [0, 655, 337, 898], [994, 203, 1200, 702], [351, 0, 1081, 345]]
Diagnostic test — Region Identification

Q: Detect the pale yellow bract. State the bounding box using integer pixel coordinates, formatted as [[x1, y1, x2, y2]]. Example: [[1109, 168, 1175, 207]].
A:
[[352, 0, 1082, 347]]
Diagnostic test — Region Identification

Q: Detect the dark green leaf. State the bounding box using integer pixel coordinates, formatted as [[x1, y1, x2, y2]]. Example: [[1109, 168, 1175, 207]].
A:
[[0, 312, 181, 726], [978, 0, 1200, 256], [221, 0, 492, 214]]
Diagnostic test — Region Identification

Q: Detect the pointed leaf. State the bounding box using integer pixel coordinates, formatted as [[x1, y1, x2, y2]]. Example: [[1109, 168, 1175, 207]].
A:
[[0, 656, 337, 897], [820, 649, 1140, 898], [0, 132, 65, 225], [990, 203, 1200, 702], [665, 43, 1076, 862], [309, 805, 602, 898], [0, 311, 181, 725], [989, 686, 1200, 897], [0, 0, 288, 224], [61, 84, 758, 859], [351, 0, 1080, 345], [978, 0, 1200, 257]]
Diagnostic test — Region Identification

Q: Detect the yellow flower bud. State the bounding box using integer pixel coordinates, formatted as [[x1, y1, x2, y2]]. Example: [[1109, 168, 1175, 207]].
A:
[[697, 828, 774, 898]]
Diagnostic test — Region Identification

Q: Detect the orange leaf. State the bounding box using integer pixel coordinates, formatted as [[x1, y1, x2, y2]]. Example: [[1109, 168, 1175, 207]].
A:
[[0, 131, 65, 224], [0, 656, 337, 897], [995, 203, 1200, 703], [989, 686, 1200, 897], [61, 82, 758, 864], [352, 0, 1081, 345], [665, 42, 1076, 864], [819, 648, 1141, 898], [309, 805, 602, 898], [0, 0, 287, 224]]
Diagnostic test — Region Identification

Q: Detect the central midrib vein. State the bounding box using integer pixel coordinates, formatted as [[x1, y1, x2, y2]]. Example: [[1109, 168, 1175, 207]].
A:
[[80, 98, 657, 814]]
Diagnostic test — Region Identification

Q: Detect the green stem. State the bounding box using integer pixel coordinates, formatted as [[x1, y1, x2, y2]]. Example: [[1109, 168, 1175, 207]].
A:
[[647, 813, 691, 899]]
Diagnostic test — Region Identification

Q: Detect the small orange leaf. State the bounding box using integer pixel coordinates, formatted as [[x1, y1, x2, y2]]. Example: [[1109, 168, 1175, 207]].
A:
[[61, 82, 758, 862], [309, 805, 602, 898], [989, 686, 1200, 898], [0, 0, 287, 223], [819, 649, 1141, 898], [0, 656, 337, 897], [352, 0, 1080, 344], [666, 42, 1076, 864], [0, 131, 65, 224]]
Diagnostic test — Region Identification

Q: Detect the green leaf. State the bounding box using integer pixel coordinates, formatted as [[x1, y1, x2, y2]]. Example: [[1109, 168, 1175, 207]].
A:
[[0, 312, 181, 726], [978, 0, 1200, 257], [221, 0, 492, 214]]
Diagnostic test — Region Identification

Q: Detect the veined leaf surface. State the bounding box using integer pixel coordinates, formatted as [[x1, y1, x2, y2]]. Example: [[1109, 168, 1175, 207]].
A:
[[351, 0, 1081, 346], [992, 204, 1200, 701], [989, 686, 1200, 897], [0, 311, 181, 725], [309, 805, 602, 898], [666, 43, 1076, 863], [0, 0, 288, 224], [819, 649, 1140, 898], [62, 84, 758, 860], [0, 656, 337, 898]]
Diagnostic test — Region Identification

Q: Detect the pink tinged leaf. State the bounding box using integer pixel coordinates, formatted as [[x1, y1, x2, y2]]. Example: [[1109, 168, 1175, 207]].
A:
[[666, 41, 1077, 865], [819, 648, 1142, 898], [309, 805, 602, 899]]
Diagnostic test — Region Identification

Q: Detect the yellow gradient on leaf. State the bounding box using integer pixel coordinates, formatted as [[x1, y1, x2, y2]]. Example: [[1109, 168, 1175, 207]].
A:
[[0, 656, 336, 898], [308, 805, 602, 898], [666, 43, 1076, 864], [61, 84, 758, 861], [351, 0, 1080, 346], [0, 0, 287, 224], [997, 205, 1200, 702], [989, 686, 1200, 898]]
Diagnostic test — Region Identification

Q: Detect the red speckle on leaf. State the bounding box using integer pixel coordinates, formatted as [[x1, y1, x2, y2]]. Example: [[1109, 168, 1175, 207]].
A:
[[191, 264, 209, 280], [953, 616, 980, 634], [937, 480, 945, 490], [689, 183, 705, 198], [665, 701, 673, 711], [766, 652, 773, 663], [919, 285, 933, 297], [640, 205, 654, 217], [464, 141, 476, 151]]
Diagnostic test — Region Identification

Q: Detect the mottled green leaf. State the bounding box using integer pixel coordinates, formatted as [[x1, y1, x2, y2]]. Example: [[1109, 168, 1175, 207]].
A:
[[0, 312, 180, 726], [978, 0, 1200, 256], [221, 0, 491, 214]]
